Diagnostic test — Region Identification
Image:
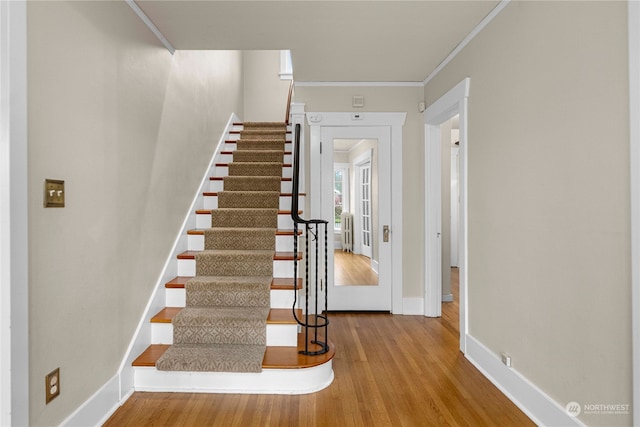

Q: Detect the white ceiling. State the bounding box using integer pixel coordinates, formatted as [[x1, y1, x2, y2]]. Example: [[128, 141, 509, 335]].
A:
[[136, 1, 500, 83]]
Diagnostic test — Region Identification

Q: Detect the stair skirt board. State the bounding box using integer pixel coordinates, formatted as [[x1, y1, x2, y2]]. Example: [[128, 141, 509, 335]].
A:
[[134, 360, 334, 395]]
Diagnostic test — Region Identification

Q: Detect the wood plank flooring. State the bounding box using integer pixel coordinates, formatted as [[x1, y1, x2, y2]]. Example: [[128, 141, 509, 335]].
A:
[[334, 250, 378, 286], [104, 268, 534, 426]]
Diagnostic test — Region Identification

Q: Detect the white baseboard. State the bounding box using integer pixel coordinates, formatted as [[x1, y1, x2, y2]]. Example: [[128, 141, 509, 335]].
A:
[[465, 334, 586, 427], [402, 297, 424, 315], [59, 374, 122, 427], [442, 293, 453, 302], [371, 259, 379, 274]]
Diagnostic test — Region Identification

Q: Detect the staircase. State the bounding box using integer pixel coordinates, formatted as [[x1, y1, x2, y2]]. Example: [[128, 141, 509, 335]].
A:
[[131, 121, 334, 394]]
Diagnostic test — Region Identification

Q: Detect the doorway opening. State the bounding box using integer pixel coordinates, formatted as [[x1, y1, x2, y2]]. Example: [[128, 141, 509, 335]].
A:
[[424, 78, 469, 353]]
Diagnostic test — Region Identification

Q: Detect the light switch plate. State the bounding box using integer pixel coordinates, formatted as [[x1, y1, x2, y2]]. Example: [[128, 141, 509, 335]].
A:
[[44, 179, 65, 208]]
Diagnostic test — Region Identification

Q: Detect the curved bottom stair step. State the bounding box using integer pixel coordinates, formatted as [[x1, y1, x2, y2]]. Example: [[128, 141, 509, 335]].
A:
[[132, 336, 336, 394]]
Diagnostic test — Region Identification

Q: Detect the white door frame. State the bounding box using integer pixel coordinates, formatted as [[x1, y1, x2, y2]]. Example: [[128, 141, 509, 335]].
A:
[[308, 112, 406, 314], [0, 1, 29, 425], [353, 150, 372, 257], [424, 78, 469, 353], [628, 2, 640, 423]]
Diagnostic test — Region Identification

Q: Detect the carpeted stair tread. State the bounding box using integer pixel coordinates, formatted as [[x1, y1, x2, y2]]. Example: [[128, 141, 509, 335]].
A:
[[173, 307, 269, 345], [232, 150, 284, 163], [241, 122, 286, 129], [228, 162, 283, 177], [204, 228, 276, 251], [240, 129, 286, 137], [236, 140, 286, 151], [222, 176, 281, 191], [185, 276, 271, 307], [155, 344, 266, 372], [211, 208, 278, 228], [217, 191, 280, 209], [195, 249, 275, 276]]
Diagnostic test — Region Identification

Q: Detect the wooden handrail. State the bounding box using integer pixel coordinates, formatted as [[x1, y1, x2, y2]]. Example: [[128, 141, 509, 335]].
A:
[[285, 79, 294, 125]]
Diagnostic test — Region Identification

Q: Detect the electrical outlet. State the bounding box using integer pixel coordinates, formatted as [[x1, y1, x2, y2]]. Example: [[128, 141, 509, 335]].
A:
[[501, 353, 512, 368], [45, 368, 60, 404]]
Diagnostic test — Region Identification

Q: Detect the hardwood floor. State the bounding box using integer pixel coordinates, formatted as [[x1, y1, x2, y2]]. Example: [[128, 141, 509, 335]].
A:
[[104, 268, 534, 427], [334, 250, 378, 286]]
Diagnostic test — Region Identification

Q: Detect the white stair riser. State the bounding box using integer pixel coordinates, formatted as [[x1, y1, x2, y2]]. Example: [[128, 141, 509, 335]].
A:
[[151, 323, 299, 346], [177, 259, 298, 278], [209, 180, 292, 193], [133, 361, 333, 394], [223, 142, 292, 151], [218, 153, 293, 164], [196, 213, 296, 229], [203, 195, 304, 211], [165, 288, 296, 309], [215, 166, 292, 178], [188, 234, 295, 252]]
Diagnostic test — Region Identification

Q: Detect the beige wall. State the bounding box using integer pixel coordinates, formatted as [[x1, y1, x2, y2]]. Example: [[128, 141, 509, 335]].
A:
[[243, 50, 291, 122], [294, 86, 425, 298], [27, 2, 243, 425], [425, 2, 630, 425]]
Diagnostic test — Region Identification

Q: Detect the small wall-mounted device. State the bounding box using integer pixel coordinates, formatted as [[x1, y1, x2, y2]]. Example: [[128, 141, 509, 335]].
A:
[[45, 367, 60, 404], [419, 101, 426, 113], [352, 95, 364, 108], [44, 179, 65, 208]]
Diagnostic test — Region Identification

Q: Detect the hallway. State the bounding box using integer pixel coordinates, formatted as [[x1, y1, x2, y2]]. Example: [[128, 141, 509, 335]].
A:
[[104, 268, 534, 426]]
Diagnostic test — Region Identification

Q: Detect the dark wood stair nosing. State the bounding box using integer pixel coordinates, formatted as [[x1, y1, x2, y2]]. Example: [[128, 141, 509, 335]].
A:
[[202, 192, 305, 197], [177, 250, 302, 261], [195, 209, 302, 215], [210, 177, 293, 182], [165, 276, 302, 290], [187, 229, 302, 236], [132, 337, 335, 370], [150, 307, 302, 325]]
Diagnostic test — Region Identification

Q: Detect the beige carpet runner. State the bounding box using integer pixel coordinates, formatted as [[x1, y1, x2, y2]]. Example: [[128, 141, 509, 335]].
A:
[[156, 122, 286, 373]]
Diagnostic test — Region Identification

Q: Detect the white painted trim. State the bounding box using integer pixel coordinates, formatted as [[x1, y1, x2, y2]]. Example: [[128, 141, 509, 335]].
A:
[[423, 0, 511, 85], [126, 1, 175, 55], [296, 81, 423, 88], [0, 1, 28, 425], [116, 114, 239, 401], [424, 78, 469, 355], [308, 112, 405, 314], [424, 123, 442, 317], [59, 374, 122, 427], [628, 2, 640, 425], [465, 335, 586, 427], [402, 298, 424, 316], [134, 361, 334, 395], [371, 259, 379, 275]]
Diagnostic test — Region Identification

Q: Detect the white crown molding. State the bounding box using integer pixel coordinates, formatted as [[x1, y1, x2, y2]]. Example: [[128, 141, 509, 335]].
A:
[[295, 81, 423, 88], [423, 0, 511, 85], [126, 0, 175, 55]]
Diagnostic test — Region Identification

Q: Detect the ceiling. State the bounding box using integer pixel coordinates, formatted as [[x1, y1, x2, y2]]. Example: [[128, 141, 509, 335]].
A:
[[136, 1, 500, 83]]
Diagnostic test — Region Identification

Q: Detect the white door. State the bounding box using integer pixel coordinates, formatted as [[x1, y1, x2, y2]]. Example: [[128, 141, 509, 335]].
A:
[[321, 126, 392, 311], [358, 162, 372, 258]]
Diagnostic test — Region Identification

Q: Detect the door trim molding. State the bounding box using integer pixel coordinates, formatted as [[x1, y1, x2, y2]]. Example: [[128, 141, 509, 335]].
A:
[[424, 78, 469, 354], [308, 112, 406, 313], [0, 1, 29, 425]]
